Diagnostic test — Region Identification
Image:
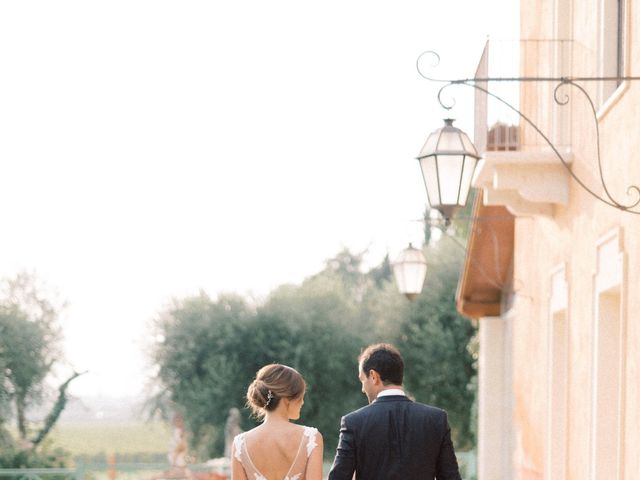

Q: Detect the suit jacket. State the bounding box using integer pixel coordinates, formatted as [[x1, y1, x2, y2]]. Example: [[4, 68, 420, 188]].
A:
[[328, 395, 461, 480]]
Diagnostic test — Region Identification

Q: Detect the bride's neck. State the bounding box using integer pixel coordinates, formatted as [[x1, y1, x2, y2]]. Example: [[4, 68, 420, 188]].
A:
[[263, 410, 289, 424]]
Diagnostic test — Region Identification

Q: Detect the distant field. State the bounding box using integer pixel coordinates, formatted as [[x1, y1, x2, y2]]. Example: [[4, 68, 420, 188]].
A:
[[50, 422, 171, 456]]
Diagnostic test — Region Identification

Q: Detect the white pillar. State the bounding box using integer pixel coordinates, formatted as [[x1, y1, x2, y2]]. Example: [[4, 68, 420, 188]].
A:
[[478, 315, 513, 480]]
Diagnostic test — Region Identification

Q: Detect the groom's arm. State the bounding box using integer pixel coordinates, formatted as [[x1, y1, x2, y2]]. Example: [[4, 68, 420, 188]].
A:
[[327, 415, 356, 480]]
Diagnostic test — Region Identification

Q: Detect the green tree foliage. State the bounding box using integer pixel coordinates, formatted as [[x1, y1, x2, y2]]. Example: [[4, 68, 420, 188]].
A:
[[423, 206, 433, 245], [0, 273, 63, 437], [0, 440, 71, 469], [0, 273, 60, 440], [152, 292, 253, 458], [0, 272, 82, 467], [152, 244, 478, 458], [30, 371, 85, 448], [367, 254, 393, 289], [1, 307, 51, 439]]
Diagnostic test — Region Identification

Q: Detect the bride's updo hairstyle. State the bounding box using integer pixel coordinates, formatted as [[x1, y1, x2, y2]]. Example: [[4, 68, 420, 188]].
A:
[[246, 364, 306, 418]]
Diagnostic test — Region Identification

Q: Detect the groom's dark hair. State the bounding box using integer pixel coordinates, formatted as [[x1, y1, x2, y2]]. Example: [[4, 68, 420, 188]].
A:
[[359, 343, 404, 385]]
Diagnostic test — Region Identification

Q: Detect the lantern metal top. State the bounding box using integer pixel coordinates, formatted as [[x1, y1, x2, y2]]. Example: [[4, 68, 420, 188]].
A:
[[417, 118, 480, 161]]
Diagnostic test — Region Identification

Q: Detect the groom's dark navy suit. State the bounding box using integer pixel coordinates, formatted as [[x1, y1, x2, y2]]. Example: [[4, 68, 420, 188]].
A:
[[328, 395, 461, 480]]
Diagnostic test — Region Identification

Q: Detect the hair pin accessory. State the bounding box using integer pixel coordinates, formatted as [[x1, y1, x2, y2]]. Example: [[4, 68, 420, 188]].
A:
[[265, 390, 274, 408]]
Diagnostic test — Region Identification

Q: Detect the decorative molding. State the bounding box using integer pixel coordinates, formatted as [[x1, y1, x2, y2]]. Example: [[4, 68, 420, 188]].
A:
[[546, 263, 569, 480], [590, 226, 625, 480], [473, 151, 573, 217], [595, 227, 624, 293], [550, 264, 569, 314]]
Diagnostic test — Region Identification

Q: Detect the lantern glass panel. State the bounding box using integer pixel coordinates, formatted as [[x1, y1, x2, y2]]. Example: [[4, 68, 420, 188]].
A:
[[392, 263, 408, 293], [436, 130, 464, 152], [393, 261, 427, 295], [419, 156, 440, 207], [458, 156, 478, 205], [420, 132, 440, 158], [461, 134, 478, 156], [437, 154, 464, 204]]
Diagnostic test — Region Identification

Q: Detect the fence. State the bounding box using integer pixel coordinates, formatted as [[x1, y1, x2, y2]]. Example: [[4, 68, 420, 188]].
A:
[[0, 463, 225, 480], [1, 453, 476, 480], [0, 469, 80, 480]]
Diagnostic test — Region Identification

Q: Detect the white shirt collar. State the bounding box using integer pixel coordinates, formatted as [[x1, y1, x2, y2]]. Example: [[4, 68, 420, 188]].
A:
[[376, 388, 406, 398]]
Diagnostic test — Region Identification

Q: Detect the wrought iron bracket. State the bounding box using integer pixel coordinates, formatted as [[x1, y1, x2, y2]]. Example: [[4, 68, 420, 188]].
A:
[[416, 51, 640, 215]]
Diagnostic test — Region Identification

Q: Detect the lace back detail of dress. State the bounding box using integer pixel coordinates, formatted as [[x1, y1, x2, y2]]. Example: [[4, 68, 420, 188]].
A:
[[233, 426, 318, 480]]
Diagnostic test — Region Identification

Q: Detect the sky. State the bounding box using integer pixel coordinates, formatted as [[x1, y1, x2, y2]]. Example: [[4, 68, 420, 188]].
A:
[[0, 1, 519, 399]]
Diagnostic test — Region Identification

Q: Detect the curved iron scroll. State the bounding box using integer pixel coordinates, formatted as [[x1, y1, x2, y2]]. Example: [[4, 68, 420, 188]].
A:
[[416, 51, 640, 214]]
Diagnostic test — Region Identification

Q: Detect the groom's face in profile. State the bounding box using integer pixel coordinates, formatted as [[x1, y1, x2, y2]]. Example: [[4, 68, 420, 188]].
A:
[[358, 362, 378, 403]]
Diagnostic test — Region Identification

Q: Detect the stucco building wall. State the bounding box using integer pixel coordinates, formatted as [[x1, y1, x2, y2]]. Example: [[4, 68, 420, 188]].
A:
[[463, 0, 640, 478], [511, 0, 640, 478]]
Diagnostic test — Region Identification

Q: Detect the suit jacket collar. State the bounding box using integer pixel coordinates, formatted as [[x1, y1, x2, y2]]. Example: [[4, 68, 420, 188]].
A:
[[372, 395, 413, 404]]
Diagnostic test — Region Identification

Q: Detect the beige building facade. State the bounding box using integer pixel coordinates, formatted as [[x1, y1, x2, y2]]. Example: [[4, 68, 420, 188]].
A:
[[457, 1, 640, 479]]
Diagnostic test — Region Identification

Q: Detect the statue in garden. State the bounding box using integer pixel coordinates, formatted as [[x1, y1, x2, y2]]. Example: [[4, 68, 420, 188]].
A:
[[224, 407, 242, 458], [168, 413, 188, 470]]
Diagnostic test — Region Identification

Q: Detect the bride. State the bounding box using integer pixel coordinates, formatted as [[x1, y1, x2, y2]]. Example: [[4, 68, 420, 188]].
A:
[[231, 364, 324, 480]]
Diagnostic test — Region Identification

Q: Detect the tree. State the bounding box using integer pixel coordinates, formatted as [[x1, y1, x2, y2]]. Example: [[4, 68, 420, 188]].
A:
[[0, 272, 83, 467], [0, 273, 64, 438], [1, 306, 52, 439], [423, 206, 433, 246], [152, 292, 254, 458], [367, 253, 393, 289]]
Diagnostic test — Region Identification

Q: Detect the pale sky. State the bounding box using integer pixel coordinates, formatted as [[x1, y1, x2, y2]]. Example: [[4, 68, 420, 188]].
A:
[[0, 1, 518, 398]]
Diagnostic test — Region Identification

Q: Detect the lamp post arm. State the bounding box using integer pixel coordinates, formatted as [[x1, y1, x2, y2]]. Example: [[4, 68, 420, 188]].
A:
[[441, 80, 640, 213], [416, 51, 640, 84], [417, 51, 640, 214]]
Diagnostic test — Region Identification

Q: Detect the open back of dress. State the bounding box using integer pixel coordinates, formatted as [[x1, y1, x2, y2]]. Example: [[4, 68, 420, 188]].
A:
[[233, 426, 318, 480]]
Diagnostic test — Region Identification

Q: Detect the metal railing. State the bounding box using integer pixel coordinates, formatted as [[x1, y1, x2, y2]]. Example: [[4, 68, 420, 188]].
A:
[[474, 38, 574, 153], [0, 469, 80, 480]]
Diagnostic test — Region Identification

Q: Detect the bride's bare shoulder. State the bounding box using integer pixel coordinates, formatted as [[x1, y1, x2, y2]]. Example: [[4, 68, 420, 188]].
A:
[[242, 425, 263, 435], [286, 424, 321, 437], [244, 423, 321, 438]]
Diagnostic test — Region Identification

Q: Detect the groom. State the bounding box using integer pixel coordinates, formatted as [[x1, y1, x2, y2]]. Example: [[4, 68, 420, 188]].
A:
[[328, 343, 461, 480]]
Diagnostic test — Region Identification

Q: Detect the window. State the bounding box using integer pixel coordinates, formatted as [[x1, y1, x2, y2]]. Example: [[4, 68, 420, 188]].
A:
[[600, 0, 625, 103]]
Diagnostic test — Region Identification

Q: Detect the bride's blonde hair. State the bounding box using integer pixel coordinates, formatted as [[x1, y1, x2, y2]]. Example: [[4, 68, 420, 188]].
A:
[[246, 364, 306, 418]]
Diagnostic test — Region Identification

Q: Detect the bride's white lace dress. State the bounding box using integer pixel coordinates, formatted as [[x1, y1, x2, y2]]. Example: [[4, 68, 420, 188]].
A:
[[233, 426, 319, 480]]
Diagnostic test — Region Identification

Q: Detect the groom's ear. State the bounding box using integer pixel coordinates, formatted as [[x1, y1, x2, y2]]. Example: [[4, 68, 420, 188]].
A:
[[369, 369, 381, 384]]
